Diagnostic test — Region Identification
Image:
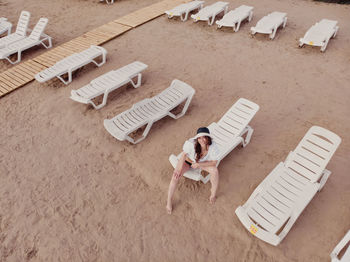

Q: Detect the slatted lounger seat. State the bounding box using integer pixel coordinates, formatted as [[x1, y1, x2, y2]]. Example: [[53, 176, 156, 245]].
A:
[[104, 79, 195, 144], [251, 11, 287, 40], [216, 5, 253, 32], [70, 61, 148, 109], [299, 19, 338, 52], [235, 126, 341, 246], [0, 11, 30, 49], [0, 18, 12, 36], [331, 230, 350, 262], [0, 18, 51, 64], [35, 45, 107, 85], [165, 1, 205, 22], [169, 98, 259, 183], [191, 1, 229, 26]]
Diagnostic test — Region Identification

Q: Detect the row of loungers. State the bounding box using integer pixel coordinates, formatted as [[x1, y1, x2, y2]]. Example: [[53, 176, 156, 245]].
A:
[[32, 45, 348, 257], [0, 11, 51, 64], [165, 1, 339, 51]]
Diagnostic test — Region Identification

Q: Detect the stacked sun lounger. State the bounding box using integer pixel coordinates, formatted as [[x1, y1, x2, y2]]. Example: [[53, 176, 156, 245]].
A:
[[251, 11, 287, 39], [216, 5, 253, 32], [299, 19, 338, 52], [0, 16, 51, 64]]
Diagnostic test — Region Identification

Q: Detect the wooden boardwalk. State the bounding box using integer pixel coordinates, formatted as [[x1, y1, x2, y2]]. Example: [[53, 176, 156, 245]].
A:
[[0, 0, 187, 98]]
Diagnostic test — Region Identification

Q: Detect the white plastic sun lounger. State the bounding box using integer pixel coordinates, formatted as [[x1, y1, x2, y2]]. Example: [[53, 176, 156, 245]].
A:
[[235, 126, 341, 246], [165, 1, 204, 22], [216, 5, 253, 32], [331, 230, 350, 262], [299, 19, 338, 52], [35, 45, 107, 85], [70, 61, 148, 109], [104, 79, 195, 144], [191, 1, 229, 26], [169, 98, 259, 184], [0, 11, 30, 49], [0, 18, 12, 36], [0, 18, 52, 64], [251, 11, 287, 39]]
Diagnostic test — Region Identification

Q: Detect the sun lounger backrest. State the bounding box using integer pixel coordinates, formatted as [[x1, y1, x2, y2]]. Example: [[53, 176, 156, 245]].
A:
[[285, 126, 341, 183], [15, 11, 30, 36], [29, 18, 48, 40], [217, 98, 259, 138]]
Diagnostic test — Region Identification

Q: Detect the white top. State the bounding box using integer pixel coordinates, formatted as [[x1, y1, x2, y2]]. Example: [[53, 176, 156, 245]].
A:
[[183, 139, 220, 163]]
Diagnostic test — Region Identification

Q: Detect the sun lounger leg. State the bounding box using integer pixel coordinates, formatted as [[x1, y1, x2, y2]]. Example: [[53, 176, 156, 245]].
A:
[[92, 53, 106, 67], [333, 26, 338, 38], [235, 20, 242, 32], [248, 11, 253, 22], [181, 12, 189, 22], [208, 15, 215, 26], [321, 39, 330, 52], [283, 17, 287, 28], [270, 27, 277, 39], [126, 121, 154, 144], [130, 73, 142, 88], [241, 125, 253, 147], [40, 36, 52, 49], [7, 26, 11, 35], [57, 70, 72, 85], [6, 50, 22, 64], [318, 169, 331, 191], [167, 94, 194, 119]]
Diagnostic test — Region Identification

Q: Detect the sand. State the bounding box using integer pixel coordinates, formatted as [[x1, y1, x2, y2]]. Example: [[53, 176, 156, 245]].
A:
[[0, 0, 349, 261]]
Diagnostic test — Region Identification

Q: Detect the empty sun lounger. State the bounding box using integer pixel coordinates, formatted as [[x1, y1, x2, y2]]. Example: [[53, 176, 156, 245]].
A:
[[169, 98, 259, 184], [0, 11, 30, 49], [0, 17, 51, 64], [165, 1, 204, 22], [299, 19, 338, 52], [70, 61, 148, 109], [251, 11, 287, 39], [331, 230, 350, 262], [216, 5, 253, 32], [0, 18, 12, 36], [235, 126, 341, 246], [35, 45, 107, 85], [104, 79, 195, 144], [191, 1, 228, 26]]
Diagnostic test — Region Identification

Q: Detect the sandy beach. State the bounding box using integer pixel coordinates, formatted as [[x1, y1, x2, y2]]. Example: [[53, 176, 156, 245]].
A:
[[0, 0, 349, 261]]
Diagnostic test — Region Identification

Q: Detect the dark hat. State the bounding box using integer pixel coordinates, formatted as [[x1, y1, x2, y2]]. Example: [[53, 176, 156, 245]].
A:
[[194, 127, 212, 139]]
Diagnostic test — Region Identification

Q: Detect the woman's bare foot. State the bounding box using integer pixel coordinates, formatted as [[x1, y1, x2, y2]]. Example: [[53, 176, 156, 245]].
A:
[[166, 203, 172, 214], [209, 195, 216, 204]]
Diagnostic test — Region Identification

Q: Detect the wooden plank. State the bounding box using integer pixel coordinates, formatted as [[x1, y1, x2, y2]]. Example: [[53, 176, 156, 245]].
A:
[[0, 75, 18, 89], [8, 67, 33, 81], [19, 61, 45, 75], [0, 82, 10, 93], [3, 71, 27, 85]]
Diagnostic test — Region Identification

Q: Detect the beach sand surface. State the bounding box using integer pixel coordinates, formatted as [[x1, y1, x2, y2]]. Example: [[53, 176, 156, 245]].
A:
[[0, 0, 349, 261]]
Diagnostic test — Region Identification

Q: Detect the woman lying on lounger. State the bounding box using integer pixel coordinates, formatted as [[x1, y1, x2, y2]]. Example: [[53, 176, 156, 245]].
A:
[[166, 127, 220, 214]]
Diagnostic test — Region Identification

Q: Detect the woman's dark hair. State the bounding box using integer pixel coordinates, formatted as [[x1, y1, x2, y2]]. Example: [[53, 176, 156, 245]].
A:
[[195, 136, 212, 162]]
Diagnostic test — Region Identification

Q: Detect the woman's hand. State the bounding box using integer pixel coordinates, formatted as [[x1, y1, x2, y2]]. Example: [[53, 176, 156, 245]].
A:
[[191, 163, 200, 169], [173, 167, 182, 179]]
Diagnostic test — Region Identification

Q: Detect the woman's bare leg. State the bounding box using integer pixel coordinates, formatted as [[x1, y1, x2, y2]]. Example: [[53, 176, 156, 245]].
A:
[[166, 158, 190, 214], [202, 166, 219, 204]]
